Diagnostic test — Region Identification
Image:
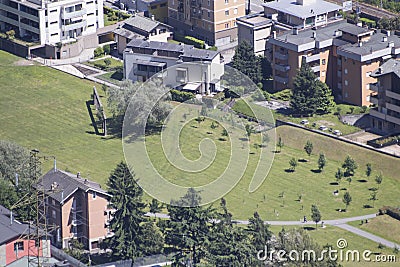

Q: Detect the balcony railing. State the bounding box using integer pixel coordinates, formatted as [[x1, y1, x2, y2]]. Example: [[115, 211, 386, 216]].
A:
[[305, 54, 320, 63], [0, 14, 19, 27], [369, 108, 386, 120], [62, 21, 87, 31], [274, 63, 290, 72], [62, 8, 87, 19], [311, 65, 320, 73], [20, 21, 40, 34], [274, 51, 288, 61], [370, 94, 379, 105], [275, 75, 289, 84], [386, 90, 400, 101], [369, 82, 379, 92], [386, 114, 400, 125], [386, 103, 400, 114]]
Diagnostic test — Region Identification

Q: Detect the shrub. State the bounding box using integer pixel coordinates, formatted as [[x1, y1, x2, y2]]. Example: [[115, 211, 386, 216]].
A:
[[104, 58, 112, 66], [272, 89, 292, 101], [103, 44, 111, 55], [360, 17, 376, 28], [170, 89, 195, 102], [208, 46, 218, 51], [94, 47, 104, 58], [174, 33, 205, 49], [5, 30, 15, 40]]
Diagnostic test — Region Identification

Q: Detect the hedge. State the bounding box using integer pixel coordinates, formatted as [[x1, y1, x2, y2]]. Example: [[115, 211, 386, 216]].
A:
[[170, 89, 195, 102], [174, 33, 205, 49]]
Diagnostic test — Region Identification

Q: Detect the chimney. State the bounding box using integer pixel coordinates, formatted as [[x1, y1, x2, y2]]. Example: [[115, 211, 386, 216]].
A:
[[151, 15, 155, 21], [54, 159, 57, 172], [383, 36, 388, 42], [77, 172, 80, 178], [293, 27, 298, 35], [10, 211, 13, 225]]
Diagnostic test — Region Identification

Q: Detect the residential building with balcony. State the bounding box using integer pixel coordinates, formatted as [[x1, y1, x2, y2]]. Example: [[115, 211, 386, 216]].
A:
[[236, 0, 343, 56], [123, 39, 224, 94], [0, 0, 104, 45], [268, 20, 400, 106], [39, 169, 113, 252], [167, 0, 246, 46], [369, 59, 400, 133], [0, 205, 51, 266], [114, 14, 172, 54]]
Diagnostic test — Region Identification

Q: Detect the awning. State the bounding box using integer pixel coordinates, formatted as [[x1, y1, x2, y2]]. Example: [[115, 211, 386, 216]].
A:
[[182, 82, 201, 91]]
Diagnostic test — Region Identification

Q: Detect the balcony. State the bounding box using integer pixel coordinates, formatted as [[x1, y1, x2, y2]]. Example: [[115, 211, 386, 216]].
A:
[[386, 103, 400, 114], [274, 51, 288, 61], [370, 95, 379, 105], [20, 21, 40, 34], [370, 108, 386, 120], [386, 90, 400, 101], [62, 20, 86, 31], [275, 75, 289, 84], [311, 65, 320, 73], [274, 63, 290, 72], [305, 53, 320, 63], [62, 8, 87, 20], [0, 14, 19, 27], [386, 114, 400, 125], [369, 82, 379, 93]]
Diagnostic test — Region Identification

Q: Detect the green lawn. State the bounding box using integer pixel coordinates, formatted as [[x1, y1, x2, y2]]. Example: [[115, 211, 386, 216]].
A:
[[97, 70, 124, 85], [85, 57, 123, 70], [0, 50, 123, 186], [1, 50, 400, 222], [348, 215, 400, 245], [269, 225, 399, 267]]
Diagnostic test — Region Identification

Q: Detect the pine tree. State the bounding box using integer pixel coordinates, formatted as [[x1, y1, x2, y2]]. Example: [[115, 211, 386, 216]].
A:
[[231, 40, 262, 84], [247, 211, 272, 252], [106, 162, 146, 260], [318, 153, 326, 171], [138, 221, 164, 256], [291, 60, 334, 116]]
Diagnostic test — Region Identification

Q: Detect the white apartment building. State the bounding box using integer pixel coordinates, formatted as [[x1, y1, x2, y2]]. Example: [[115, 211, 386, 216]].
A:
[[0, 0, 104, 45]]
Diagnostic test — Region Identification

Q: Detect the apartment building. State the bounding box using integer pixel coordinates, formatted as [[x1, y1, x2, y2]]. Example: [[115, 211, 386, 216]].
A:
[[114, 14, 173, 54], [369, 59, 400, 133], [0, 0, 104, 45], [39, 169, 113, 252], [236, 0, 343, 56], [123, 39, 224, 94], [0, 205, 51, 266], [168, 0, 245, 46], [269, 20, 400, 106]]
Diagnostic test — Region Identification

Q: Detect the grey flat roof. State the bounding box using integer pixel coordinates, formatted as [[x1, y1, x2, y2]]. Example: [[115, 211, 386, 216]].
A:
[[371, 59, 400, 78], [39, 170, 110, 203], [263, 0, 342, 19], [114, 28, 145, 40], [237, 13, 273, 27], [340, 25, 374, 36], [126, 39, 219, 60]]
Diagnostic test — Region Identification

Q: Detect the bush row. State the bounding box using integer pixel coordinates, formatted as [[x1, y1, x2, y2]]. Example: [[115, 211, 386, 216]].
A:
[[170, 89, 195, 102], [174, 33, 205, 49]]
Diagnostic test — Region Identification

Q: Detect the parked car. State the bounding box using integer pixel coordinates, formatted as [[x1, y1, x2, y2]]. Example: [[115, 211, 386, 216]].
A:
[[300, 119, 309, 125], [333, 130, 342, 136], [319, 125, 328, 131]]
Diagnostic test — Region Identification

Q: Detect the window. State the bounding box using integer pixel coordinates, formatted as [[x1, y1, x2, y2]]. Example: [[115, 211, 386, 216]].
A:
[[233, 21, 236, 26], [160, 3, 166, 7], [51, 33, 58, 36], [88, 24, 94, 27], [233, 8, 238, 15], [225, 10, 229, 16], [321, 59, 326, 65], [208, 11, 210, 18], [50, 21, 57, 24], [344, 80, 348, 86], [14, 242, 24, 252], [86, 1, 93, 4], [321, 71, 326, 77], [225, 23, 229, 28], [50, 9, 57, 13], [151, 5, 157, 9], [344, 68, 348, 74], [208, 0, 210, 6], [93, 191, 97, 199], [344, 92, 348, 98]]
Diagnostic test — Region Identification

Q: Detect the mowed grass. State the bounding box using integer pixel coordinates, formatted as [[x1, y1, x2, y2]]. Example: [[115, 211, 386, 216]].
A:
[[0, 51, 123, 185], [348, 215, 400, 245], [1, 50, 399, 221], [268, 225, 399, 267]]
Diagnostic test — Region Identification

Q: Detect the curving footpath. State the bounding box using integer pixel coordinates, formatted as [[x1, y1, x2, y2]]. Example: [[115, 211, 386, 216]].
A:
[[146, 212, 400, 249]]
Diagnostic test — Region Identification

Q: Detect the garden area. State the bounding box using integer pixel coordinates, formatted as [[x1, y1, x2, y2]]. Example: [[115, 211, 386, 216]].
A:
[[103, 6, 131, 26]]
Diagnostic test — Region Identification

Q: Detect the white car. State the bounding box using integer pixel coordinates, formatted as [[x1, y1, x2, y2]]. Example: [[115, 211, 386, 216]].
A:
[[319, 125, 328, 131], [300, 119, 309, 125], [333, 130, 342, 136]]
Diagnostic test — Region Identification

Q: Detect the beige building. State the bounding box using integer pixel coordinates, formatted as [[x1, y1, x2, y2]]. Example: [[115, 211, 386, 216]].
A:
[[40, 170, 113, 252], [167, 0, 245, 46], [369, 59, 400, 133], [269, 20, 400, 106]]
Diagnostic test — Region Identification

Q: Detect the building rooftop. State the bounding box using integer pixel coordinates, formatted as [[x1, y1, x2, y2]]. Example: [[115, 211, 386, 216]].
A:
[[39, 169, 110, 203], [125, 39, 220, 60], [371, 59, 400, 78], [263, 0, 342, 19], [237, 12, 273, 27], [0, 206, 29, 245], [123, 14, 171, 33], [340, 25, 374, 37]]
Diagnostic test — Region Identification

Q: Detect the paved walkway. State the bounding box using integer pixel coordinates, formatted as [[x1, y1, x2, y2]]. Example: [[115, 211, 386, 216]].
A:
[[33, 48, 96, 66]]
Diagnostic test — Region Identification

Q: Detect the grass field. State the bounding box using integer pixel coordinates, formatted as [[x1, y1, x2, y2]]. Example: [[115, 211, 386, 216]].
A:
[[348, 215, 400, 245], [0, 50, 123, 186], [85, 57, 123, 70], [97, 70, 124, 85], [1, 50, 399, 222], [268, 225, 399, 267]]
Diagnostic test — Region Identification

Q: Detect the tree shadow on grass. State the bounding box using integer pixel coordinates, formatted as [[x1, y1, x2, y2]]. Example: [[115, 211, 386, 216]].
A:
[[285, 169, 295, 173], [298, 159, 308, 163], [311, 169, 322, 174], [363, 204, 373, 209], [329, 182, 339, 185], [357, 179, 368, 183], [303, 226, 316, 231]]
